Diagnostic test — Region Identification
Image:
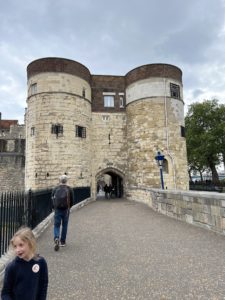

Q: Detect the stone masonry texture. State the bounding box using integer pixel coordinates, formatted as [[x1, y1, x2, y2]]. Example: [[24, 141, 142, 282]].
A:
[[0, 120, 25, 192], [0, 58, 189, 194]]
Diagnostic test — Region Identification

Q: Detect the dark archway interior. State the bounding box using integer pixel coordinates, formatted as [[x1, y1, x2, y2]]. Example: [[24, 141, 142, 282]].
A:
[[105, 171, 123, 198], [97, 171, 123, 198]]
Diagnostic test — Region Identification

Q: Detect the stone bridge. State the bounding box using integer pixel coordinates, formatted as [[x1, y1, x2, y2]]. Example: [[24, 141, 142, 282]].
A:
[[2, 196, 224, 299]]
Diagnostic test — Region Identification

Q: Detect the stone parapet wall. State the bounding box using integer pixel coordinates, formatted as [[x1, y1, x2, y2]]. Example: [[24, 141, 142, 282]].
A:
[[0, 155, 25, 191], [27, 57, 91, 83], [125, 63, 182, 86], [127, 187, 225, 235]]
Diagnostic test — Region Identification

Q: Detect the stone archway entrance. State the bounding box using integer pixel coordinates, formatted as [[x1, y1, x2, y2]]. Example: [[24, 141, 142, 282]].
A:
[[96, 168, 124, 199]]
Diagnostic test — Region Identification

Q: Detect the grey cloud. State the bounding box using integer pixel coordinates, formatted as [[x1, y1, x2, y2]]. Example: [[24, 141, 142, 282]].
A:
[[192, 89, 205, 98], [1, 0, 225, 122]]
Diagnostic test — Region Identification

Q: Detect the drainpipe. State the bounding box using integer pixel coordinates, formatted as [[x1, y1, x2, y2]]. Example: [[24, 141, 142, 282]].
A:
[[163, 67, 177, 189]]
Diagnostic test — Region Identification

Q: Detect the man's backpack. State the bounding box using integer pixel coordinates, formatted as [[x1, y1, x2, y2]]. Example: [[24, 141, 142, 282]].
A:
[[53, 185, 70, 209]]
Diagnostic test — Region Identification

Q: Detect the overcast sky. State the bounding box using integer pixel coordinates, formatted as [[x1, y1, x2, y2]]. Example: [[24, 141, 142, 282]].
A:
[[1, 0, 225, 124]]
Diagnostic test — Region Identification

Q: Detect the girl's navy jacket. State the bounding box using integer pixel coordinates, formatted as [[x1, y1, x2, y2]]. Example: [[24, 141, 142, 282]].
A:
[[1, 255, 48, 300]]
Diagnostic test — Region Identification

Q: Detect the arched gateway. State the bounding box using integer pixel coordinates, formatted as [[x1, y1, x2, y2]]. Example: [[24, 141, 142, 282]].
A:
[[96, 168, 124, 199]]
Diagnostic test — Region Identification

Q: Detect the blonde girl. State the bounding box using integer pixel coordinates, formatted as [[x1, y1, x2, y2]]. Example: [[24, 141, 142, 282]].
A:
[[1, 227, 48, 300]]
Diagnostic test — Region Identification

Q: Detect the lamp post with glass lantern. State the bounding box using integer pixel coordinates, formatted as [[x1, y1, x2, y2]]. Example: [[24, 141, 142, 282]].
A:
[[155, 151, 165, 189]]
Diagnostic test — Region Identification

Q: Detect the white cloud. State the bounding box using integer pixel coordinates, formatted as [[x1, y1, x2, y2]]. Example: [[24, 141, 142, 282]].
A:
[[1, 0, 225, 122]]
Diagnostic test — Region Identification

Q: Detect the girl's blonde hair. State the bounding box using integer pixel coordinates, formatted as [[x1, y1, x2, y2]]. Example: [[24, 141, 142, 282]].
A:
[[10, 227, 36, 254]]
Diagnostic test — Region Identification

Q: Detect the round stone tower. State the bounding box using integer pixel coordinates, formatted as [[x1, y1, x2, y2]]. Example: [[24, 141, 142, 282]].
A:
[[125, 64, 188, 190], [25, 57, 92, 190]]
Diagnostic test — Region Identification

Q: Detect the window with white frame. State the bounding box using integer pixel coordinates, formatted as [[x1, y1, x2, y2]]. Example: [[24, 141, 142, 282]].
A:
[[31, 83, 37, 95], [119, 93, 125, 108], [104, 95, 114, 107]]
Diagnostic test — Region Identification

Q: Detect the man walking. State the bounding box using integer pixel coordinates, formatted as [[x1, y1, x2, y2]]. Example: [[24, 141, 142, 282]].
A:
[[51, 175, 74, 251]]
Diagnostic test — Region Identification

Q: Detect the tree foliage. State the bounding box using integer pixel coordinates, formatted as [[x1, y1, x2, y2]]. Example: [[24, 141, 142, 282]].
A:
[[185, 99, 225, 183]]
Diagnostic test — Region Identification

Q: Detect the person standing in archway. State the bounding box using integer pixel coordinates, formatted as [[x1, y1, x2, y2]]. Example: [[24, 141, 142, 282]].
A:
[[104, 184, 110, 199]]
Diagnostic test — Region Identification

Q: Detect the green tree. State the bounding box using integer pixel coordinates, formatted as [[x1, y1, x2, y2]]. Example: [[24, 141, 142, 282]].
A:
[[185, 99, 225, 184], [216, 104, 225, 168]]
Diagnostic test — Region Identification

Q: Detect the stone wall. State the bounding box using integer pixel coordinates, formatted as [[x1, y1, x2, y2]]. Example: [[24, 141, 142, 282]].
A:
[[0, 124, 25, 192], [91, 75, 125, 112], [27, 57, 91, 83], [126, 76, 188, 190], [25, 71, 92, 190], [127, 187, 225, 235], [125, 63, 182, 86], [91, 112, 127, 194], [0, 155, 25, 192]]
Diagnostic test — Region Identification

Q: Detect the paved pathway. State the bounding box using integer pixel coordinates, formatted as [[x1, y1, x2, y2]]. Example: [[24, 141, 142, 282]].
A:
[[5, 198, 225, 299]]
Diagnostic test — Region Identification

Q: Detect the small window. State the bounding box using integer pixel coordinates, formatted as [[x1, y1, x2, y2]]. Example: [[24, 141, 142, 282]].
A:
[[170, 83, 180, 99], [31, 83, 37, 95], [119, 93, 125, 108], [181, 126, 185, 137], [0, 140, 7, 152], [51, 124, 63, 137], [163, 159, 169, 174], [31, 127, 35, 136], [82, 88, 86, 98], [104, 95, 114, 107], [102, 115, 110, 121], [75, 125, 86, 138]]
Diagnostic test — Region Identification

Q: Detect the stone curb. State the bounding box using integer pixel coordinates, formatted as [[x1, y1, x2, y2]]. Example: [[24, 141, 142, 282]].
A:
[[0, 197, 94, 283]]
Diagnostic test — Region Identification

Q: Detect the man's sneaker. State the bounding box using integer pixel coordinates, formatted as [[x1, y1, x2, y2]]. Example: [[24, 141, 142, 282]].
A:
[[54, 238, 59, 251], [60, 241, 66, 247]]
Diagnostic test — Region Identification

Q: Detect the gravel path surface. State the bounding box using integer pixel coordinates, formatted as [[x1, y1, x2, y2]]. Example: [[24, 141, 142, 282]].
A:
[[5, 198, 225, 299]]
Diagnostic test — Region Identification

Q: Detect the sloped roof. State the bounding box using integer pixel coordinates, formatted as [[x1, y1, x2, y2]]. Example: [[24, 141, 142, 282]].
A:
[[0, 120, 18, 130]]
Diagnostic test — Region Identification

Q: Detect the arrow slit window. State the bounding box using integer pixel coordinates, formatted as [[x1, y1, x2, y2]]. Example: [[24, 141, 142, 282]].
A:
[[163, 159, 168, 173]]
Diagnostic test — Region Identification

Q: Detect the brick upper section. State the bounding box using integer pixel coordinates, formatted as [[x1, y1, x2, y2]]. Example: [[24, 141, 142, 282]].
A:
[[0, 120, 18, 130], [27, 59, 182, 112], [27, 57, 91, 84], [91, 75, 125, 112], [125, 63, 182, 86]]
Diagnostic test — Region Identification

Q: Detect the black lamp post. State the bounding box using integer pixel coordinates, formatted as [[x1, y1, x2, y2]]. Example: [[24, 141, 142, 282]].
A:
[[155, 151, 165, 189]]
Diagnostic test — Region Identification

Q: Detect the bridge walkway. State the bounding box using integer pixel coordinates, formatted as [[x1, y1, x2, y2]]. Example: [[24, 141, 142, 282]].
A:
[[14, 198, 225, 299]]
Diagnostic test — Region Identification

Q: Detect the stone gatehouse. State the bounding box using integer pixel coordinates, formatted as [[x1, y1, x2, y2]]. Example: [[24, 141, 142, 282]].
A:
[[24, 57, 189, 197]]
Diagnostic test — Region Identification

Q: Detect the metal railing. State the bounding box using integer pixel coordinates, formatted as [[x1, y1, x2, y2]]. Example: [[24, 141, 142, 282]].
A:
[[189, 183, 223, 193], [0, 186, 91, 258], [0, 189, 52, 258]]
